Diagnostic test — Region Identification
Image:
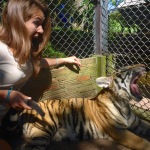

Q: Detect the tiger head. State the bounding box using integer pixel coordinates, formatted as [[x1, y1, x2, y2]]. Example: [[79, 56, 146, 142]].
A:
[[96, 64, 147, 102]]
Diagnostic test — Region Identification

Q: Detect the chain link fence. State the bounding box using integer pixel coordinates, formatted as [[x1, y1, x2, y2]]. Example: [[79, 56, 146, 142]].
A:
[[0, 0, 149, 120], [107, 0, 150, 121], [44, 0, 95, 58]]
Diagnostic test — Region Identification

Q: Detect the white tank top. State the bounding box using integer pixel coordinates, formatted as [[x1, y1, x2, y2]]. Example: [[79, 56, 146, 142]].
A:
[[0, 41, 33, 125], [0, 41, 33, 90]]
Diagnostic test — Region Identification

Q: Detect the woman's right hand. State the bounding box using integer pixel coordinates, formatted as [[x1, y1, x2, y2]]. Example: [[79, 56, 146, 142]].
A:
[[8, 90, 32, 110]]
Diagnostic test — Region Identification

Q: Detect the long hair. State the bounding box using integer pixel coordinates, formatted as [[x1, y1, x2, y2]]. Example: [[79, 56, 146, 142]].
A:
[[0, 0, 51, 75]]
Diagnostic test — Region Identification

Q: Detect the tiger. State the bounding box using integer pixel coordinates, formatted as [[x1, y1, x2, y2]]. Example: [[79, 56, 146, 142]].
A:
[[2, 64, 150, 150]]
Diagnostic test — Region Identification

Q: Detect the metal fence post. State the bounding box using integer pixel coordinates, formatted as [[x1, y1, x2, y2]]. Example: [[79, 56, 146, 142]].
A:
[[94, 0, 102, 55], [94, 0, 108, 55]]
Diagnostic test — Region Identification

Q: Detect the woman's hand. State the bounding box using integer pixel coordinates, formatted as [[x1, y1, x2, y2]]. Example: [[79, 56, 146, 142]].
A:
[[62, 56, 81, 66], [8, 90, 32, 110], [41, 56, 81, 68]]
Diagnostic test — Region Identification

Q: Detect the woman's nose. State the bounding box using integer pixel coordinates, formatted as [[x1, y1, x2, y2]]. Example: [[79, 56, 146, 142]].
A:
[[37, 25, 44, 34]]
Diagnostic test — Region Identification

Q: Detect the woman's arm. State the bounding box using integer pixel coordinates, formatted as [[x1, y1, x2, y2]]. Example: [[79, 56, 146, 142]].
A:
[[40, 56, 81, 68], [0, 90, 32, 109]]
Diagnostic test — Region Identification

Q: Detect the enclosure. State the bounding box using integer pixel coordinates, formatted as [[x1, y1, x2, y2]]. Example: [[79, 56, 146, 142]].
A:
[[0, 0, 150, 149]]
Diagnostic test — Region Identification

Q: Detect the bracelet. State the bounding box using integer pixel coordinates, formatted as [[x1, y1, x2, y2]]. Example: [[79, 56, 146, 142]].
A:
[[56, 58, 58, 65], [6, 86, 13, 103]]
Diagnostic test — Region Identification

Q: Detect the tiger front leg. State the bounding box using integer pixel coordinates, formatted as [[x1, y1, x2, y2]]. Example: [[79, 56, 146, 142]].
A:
[[100, 116, 150, 150], [109, 128, 150, 150], [22, 124, 55, 150], [21, 136, 51, 150], [130, 119, 150, 139]]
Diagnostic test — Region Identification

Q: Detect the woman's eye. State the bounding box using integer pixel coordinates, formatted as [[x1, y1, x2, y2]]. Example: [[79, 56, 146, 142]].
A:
[[33, 21, 40, 26]]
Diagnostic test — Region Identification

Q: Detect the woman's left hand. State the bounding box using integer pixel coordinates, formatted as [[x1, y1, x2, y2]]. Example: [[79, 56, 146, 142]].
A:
[[63, 56, 81, 67], [41, 56, 81, 68]]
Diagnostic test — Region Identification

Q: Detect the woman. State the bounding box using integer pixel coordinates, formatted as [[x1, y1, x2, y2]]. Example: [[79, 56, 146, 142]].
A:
[[0, 0, 81, 127]]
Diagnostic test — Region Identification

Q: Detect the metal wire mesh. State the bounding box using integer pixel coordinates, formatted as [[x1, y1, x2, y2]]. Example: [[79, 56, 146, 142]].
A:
[[107, 0, 150, 120], [108, 0, 149, 69], [45, 0, 95, 58]]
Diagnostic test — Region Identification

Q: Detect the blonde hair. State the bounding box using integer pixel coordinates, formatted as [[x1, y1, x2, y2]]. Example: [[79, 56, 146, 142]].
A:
[[0, 0, 51, 75]]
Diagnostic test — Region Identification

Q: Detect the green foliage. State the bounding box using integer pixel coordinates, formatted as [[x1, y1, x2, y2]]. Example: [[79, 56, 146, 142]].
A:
[[72, 0, 94, 31], [49, 28, 94, 58], [49, 0, 94, 31], [108, 0, 143, 41], [0, 1, 7, 22], [43, 42, 66, 58], [109, 0, 124, 6], [108, 11, 140, 39]]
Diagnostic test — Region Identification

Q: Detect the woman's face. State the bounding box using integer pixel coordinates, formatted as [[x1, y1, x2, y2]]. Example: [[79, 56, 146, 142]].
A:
[[25, 9, 45, 39]]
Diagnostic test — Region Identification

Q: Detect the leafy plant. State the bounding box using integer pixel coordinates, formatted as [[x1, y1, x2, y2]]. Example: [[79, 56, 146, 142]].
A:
[[109, 0, 124, 6], [43, 42, 66, 58], [109, 11, 140, 36], [72, 0, 94, 31]]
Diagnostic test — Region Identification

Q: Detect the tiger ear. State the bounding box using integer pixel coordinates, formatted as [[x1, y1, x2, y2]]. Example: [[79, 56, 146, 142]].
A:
[[96, 77, 112, 88]]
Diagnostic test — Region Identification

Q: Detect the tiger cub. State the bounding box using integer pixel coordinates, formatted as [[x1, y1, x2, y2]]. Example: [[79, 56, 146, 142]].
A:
[[4, 64, 150, 150]]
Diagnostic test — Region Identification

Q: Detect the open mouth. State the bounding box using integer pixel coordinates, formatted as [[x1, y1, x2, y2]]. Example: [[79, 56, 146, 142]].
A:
[[130, 69, 147, 101]]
